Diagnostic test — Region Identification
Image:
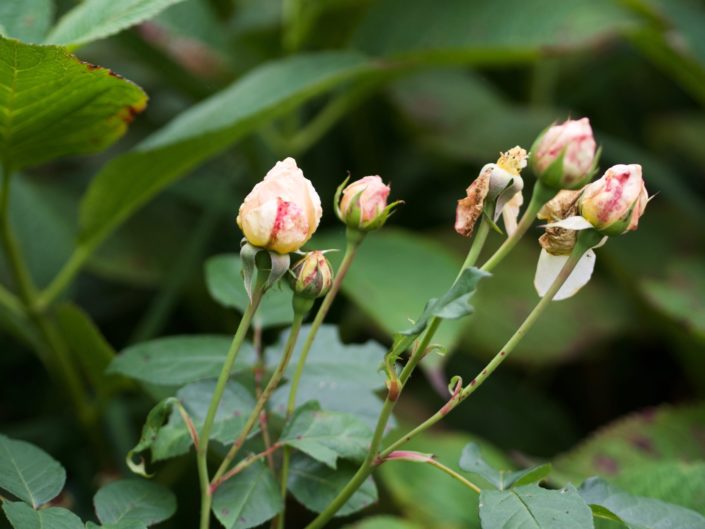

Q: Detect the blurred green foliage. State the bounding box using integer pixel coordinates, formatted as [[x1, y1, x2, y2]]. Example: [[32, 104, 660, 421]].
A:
[[1, 0, 705, 527]]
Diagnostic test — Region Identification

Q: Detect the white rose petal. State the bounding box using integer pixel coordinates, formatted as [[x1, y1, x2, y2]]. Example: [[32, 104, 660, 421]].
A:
[[534, 248, 597, 301], [542, 215, 594, 231]]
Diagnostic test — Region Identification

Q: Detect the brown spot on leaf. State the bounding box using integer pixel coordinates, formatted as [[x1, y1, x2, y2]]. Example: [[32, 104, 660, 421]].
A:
[[593, 455, 619, 475], [630, 435, 657, 456]]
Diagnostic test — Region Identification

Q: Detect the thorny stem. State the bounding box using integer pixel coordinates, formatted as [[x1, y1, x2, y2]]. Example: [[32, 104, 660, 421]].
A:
[[303, 221, 491, 529], [198, 286, 265, 529], [379, 236, 593, 459], [274, 239, 361, 529], [211, 310, 307, 487]]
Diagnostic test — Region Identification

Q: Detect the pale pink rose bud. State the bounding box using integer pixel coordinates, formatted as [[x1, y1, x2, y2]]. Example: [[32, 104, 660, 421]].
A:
[[578, 164, 648, 236], [531, 118, 598, 189], [337, 175, 392, 231], [289, 251, 334, 299], [236, 158, 322, 254]]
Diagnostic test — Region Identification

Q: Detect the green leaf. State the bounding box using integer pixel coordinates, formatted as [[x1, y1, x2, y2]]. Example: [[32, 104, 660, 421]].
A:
[[152, 380, 256, 461], [641, 260, 705, 338], [0, 434, 65, 508], [212, 461, 282, 529], [579, 477, 705, 529], [86, 521, 148, 529], [553, 402, 705, 483], [55, 303, 120, 396], [46, 0, 188, 48], [612, 461, 705, 517], [352, 0, 638, 61], [0, 36, 147, 171], [288, 455, 378, 517], [379, 429, 510, 529], [280, 401, 372, 468], [459, 443, 551, 491], [205, 254, 294, 329], [2, 502, 83, 529], [126, 398, 177, 476], [480, 484, 594, 529], [342, 517, 424, 529], [399, 266, 488, 337], [94, 479, 176, 526], [0, 0, 54, 42], [315, 229, 468, 360], [109, 335, 256, 386], [77, 51, 370, 259], [267, 325, 388, 427]]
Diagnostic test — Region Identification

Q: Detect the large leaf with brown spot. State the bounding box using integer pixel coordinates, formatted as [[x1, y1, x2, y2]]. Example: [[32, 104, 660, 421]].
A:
[[553, 402, 705, 483], [0, 36, 146, 171]]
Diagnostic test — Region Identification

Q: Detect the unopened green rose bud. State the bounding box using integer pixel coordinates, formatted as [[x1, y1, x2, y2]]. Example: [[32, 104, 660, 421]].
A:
[[289, 251, 333, 299], [530, 118, 598, 190], [335, 175, 400, 233], [578, 164, 648, 236]]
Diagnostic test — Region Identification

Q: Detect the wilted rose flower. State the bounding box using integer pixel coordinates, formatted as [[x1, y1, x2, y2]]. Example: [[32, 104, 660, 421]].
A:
[[455, 147, 526, 237], [237, 158, 322, 254], [531, 118, 597, 189], [338, 176, 391, 231], [537, 190, 582, 255], [289, 251, 333, 299], [579, 164, 648, 235]]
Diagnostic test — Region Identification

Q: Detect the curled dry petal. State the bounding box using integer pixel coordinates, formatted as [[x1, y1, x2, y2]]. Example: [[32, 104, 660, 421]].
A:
[[455, 168, 490, 237], [537, 190, 581, 255], [237, 158, 322, 254]]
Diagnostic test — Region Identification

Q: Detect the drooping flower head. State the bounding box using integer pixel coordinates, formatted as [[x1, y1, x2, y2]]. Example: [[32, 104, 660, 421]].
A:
[[237, 158, 322, 254], [455, 146, 527, 237]]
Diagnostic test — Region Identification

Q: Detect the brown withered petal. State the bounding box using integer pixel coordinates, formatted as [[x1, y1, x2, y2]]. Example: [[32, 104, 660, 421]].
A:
[[538, 189, 582, 255], [454, 169, 490, 237]]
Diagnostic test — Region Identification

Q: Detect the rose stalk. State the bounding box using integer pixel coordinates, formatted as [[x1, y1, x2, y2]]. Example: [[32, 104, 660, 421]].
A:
[[198, 158, 322, 529]]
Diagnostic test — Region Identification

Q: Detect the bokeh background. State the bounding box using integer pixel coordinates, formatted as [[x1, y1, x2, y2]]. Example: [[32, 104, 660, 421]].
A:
[[1, 0, 704, 527]]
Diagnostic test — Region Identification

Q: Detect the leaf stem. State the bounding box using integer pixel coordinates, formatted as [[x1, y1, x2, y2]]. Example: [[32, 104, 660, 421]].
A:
[[378, 238, 590, 459], [213, 443, 284, 489], [211, 309, 307, 487], [197, 286, 265, 529], [425, 458, 482, 494]]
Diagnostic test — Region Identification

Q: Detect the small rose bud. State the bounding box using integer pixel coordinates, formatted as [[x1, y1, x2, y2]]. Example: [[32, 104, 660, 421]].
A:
[[289, 251, 334, 299], [237, 158, 322, 254], [578, 164, 648, 236], [337, 176, 392, 231], [531, 118, 597, 190]]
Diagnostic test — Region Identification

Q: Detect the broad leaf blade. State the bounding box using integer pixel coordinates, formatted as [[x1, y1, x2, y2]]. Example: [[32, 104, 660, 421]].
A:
[[205, 254, 294, 329], [288, 456, 378, 517], [109, 335, 256, 386], [0, 0, 54, 42], [0, 37, 147, 171], [0, 434, 66, 508], [78, 52, 371, 254], [459, 443, 551, 491], [212, 461, 282, 529], [94, 479, 176, 526], [479, 484, 593, 529], [579, 477, 705, 529], [2, 502, 83, 529], [152, 380, 256, 461], [280, 401, 372, 468], [46, 0, 188, 48]]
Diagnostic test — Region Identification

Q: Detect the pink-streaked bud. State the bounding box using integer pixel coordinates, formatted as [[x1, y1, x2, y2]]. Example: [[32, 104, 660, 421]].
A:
[[289, 251, 333, 299], [578, 164, 648, 236], [531, 118, 598, 190], [236, 158, 322, 254], [337, 176, 392, 231]]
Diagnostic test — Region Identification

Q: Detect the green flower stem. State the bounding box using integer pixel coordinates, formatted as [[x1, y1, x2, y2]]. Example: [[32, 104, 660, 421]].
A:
[[34, 243, 92, 312], [0, 165, 93, 428], [304, 224, 492, 529], [198, 286, 265, 529], [481, 180, 554, 273], [276, 239, 362, 529], [379, 237, 592, 459], [211, 306, 309, 488]]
